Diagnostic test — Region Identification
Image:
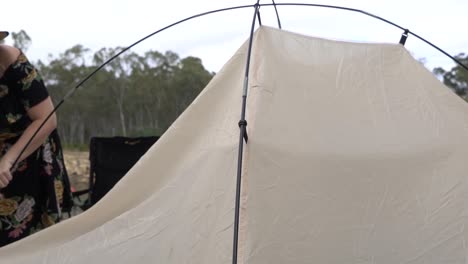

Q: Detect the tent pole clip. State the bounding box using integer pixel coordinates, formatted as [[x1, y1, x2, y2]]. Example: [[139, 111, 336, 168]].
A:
[[399, 29, 409, 45], [238, 120, 249, 143]]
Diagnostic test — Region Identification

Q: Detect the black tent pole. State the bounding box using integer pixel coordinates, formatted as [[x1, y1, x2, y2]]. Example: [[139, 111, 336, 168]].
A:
[[271, 0, 282, 29], [232, 2, 261, 264], [257, 9, 263, 26]]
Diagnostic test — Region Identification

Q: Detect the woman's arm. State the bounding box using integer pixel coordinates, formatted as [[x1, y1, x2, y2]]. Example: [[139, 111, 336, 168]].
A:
[[0, 45, 57, 188], [0, 98, 57, 187]]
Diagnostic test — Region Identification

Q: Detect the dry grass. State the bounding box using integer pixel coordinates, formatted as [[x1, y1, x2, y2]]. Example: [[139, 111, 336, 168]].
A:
[[63, 150, 90, 192]]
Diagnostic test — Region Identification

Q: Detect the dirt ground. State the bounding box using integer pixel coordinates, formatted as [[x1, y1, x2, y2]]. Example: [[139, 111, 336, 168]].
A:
[[63, 151, 90, 192]]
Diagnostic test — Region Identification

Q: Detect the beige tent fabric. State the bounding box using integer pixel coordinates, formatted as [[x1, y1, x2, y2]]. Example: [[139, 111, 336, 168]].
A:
[[1, 26, 468, 263], [243, 27, 468, 263]]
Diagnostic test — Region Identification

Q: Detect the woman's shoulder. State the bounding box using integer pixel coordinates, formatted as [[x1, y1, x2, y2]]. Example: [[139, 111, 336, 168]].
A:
[[0, 45, 21, 69]]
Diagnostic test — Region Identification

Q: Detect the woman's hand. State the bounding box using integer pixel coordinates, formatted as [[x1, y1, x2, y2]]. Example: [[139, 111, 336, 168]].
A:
[[0, 157, 13, 188], [0, 97, 57, 183]]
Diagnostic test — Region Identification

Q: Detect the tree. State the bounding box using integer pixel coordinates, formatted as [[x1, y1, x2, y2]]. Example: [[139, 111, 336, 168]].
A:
[[434, 53, 468, 101], [93, 47, 134, 136], [0, 30, 32, 51], [2, 29, 215, 147], [37, 45, 95, 145], [11, 30, 32, 52], [37, 45, 214, 147]]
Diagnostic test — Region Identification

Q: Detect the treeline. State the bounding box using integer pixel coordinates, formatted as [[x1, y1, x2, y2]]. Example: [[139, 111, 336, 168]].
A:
[[36, 45, 214, 147], [0, 30, 214, 147], [433, 53, 468, 101]]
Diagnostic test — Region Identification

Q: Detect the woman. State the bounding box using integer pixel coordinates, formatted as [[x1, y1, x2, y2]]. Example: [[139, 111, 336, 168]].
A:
[[0, 31, 72, 247]]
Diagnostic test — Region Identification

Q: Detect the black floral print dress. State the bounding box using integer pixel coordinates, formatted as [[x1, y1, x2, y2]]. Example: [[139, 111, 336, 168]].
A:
[[0, 53, 72, 247]]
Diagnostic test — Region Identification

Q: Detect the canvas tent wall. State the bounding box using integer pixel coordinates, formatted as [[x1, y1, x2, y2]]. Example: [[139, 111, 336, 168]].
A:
[[1, 26, 468, 263]]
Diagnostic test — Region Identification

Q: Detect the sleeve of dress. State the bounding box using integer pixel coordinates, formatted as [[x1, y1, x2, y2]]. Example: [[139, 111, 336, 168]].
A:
[[9, 53, 49, 111]]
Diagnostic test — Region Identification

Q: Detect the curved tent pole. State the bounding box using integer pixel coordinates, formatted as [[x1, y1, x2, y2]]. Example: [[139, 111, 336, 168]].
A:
[[271, 0, 282, 29], [10, 2, 468, 170]]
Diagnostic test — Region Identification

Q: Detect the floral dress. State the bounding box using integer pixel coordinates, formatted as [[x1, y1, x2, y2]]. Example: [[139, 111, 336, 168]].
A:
[[0, 53, 72, 247]]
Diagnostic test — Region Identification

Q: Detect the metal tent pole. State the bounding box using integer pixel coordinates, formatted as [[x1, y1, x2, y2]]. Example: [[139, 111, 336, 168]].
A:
[[232, 4, 261, 264]]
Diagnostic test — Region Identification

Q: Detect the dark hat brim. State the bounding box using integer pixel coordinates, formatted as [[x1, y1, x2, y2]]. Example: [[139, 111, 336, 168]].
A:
[[0, 31, 9, 41]]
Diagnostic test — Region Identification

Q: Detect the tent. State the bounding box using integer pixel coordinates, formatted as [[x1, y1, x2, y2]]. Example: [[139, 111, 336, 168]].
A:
[[1, 25, 468, 263]]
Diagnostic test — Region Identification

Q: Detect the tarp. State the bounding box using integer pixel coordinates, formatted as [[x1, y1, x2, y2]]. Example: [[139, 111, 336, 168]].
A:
[[1, 26, 468, 264]]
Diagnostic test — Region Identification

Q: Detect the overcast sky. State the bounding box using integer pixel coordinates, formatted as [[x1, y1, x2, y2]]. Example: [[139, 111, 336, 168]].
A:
[[2, 0, 467, 73]]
